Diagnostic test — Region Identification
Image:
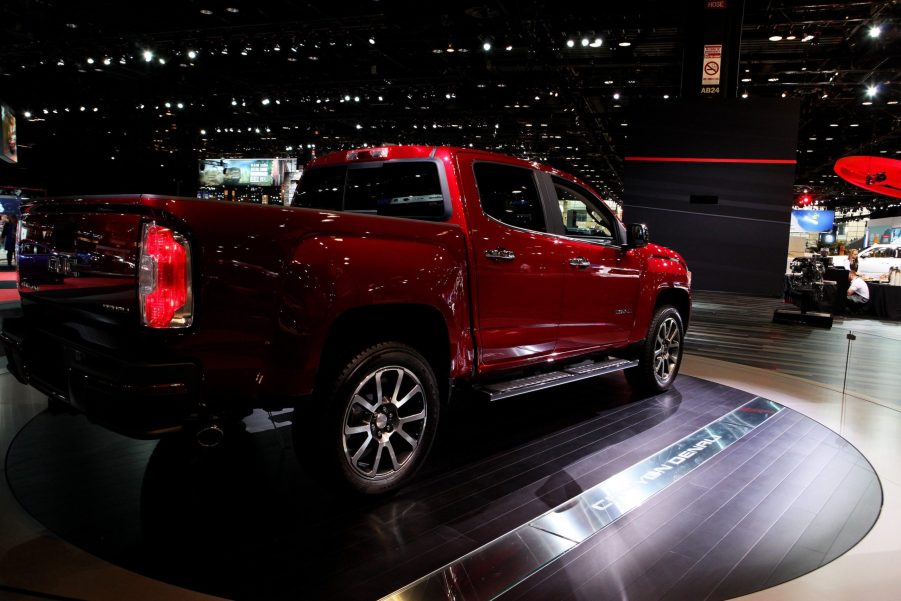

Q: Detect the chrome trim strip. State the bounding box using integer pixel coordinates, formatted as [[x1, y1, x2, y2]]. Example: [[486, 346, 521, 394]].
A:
[[380, 397, 783, 601]]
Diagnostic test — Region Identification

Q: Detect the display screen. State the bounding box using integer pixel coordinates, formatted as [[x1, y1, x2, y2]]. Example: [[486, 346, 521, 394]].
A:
[[864, 224, 900, 246], [1, 105, 17, 164], [790, 209, 834, 233], [0, 197, 21, 216], [198, 158, 296, 187]]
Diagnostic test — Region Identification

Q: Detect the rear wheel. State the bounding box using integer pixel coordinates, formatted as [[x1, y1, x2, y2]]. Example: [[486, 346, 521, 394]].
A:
[[301, 342, 440, 495], [625, 305, 684, 393]]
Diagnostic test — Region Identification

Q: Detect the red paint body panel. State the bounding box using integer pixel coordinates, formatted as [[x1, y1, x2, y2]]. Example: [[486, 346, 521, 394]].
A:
[[2, 147, 690, 437]]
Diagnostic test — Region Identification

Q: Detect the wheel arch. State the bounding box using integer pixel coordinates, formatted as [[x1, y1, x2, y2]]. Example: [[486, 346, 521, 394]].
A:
[[317, 303, 451, 399], [654, 286, 691, 332]]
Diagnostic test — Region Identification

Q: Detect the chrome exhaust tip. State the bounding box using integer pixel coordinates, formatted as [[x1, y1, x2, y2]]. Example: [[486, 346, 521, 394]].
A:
[[196, 423, 225, 448]]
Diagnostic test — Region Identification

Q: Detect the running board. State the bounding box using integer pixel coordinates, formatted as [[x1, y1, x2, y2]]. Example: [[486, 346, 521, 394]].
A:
[[476, 358, 639, 401]]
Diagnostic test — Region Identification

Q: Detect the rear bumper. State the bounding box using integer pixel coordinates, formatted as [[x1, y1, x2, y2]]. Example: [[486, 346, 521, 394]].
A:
[[2, 317, 203, 438]]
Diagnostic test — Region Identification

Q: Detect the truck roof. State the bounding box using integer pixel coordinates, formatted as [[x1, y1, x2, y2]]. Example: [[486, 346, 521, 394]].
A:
[[306, 145, 603, 198]]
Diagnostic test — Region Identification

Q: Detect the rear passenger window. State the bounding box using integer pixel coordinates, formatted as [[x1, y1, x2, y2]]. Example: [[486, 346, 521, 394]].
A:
[[473, 163, 546, 232]]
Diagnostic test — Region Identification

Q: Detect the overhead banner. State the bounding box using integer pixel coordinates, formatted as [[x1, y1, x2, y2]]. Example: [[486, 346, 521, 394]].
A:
[[199, 158, 296, 187], [1, 105, 17, 164], [790, 209, 834, 233]]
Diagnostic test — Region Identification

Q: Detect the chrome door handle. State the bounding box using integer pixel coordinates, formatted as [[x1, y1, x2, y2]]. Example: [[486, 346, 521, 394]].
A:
[[569, 257, 590, 268], [485, 248, 516, 262]]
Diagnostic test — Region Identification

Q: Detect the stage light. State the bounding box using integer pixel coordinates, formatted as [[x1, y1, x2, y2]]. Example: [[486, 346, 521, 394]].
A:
[[866, 84, 878, 97], [868, 25, 882, 38], [566, 39, 575, 48], [187, 50, 197, 59], [143, 50, 153, 62]]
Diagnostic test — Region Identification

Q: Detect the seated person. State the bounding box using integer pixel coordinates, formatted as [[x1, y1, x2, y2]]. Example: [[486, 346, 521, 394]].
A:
[[846, 270, 869, 313]]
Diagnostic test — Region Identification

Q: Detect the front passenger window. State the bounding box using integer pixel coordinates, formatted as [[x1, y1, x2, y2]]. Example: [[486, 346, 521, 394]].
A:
[[553, 177, 614, 241]]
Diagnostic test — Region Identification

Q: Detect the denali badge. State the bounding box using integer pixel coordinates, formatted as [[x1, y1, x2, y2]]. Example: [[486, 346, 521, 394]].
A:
[[102, 304, 130, 313], [637, 435, 723, 483], [614, 308, 632, 315]]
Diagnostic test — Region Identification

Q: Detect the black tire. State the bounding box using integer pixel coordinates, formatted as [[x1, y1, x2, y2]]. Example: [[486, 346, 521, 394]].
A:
[[299, 342, 440, 495], [624, 305, 684, 393]]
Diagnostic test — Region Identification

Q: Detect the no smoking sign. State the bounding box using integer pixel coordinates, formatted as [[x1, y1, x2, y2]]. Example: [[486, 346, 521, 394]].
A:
[[702, 44, 722, 87]]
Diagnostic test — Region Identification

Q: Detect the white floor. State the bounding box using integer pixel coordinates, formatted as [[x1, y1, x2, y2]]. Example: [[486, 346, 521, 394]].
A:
[[682, 355, 901, 601], [0, 355, 898, 600]]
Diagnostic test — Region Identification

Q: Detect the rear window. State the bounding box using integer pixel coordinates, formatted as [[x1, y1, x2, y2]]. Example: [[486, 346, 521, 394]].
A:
[[292, 161, 447, 219], [293, 166, 346, 211]]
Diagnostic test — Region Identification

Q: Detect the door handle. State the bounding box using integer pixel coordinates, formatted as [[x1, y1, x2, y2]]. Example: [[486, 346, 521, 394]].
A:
[[569, 257, 590, 268], [485, 248, 516, 262]]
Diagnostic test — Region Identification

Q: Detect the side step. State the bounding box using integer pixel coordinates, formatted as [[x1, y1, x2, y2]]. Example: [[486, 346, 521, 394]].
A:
[[475, 358, 639, 402]]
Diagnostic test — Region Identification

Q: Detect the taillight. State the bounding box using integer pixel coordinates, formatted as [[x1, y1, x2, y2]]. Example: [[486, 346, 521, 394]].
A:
[[138, 222, 193, 328]]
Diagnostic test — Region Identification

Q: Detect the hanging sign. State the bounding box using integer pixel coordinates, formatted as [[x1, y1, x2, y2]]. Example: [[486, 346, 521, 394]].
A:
[[700, 44, 722, 94]]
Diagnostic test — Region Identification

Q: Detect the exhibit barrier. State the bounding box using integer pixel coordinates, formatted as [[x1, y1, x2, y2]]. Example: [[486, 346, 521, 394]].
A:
[[841, 328, 901, 420]]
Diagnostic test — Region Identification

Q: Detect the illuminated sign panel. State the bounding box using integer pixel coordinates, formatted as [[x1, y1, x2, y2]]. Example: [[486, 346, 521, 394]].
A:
[[1, 105, 17, 164], [199, 158, 295, 187], [790, 209, 834, 233]]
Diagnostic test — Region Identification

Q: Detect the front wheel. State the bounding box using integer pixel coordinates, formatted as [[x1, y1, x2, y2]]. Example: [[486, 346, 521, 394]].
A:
[[301, 342, 440, 495], [624, 305, 684, 393]]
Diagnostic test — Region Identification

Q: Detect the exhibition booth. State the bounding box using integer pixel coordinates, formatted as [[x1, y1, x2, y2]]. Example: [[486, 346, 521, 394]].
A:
[[0, 2, 899, 601]]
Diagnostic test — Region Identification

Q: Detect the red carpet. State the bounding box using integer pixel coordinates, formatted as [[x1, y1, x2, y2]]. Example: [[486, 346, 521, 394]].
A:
[[0, 288, 19, 302], [0, 271, 17, 282]]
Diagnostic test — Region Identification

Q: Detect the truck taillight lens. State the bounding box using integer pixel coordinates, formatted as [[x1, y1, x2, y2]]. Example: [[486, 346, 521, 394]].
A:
[[139, 222, 193, 328]]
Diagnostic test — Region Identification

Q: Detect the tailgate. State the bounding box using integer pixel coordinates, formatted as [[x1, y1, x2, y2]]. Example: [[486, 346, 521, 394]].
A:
[[18, 204, 142, 333]]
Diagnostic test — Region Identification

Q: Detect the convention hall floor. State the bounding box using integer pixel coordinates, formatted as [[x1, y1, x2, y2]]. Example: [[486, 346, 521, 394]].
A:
[[0, 290, 899, 601]]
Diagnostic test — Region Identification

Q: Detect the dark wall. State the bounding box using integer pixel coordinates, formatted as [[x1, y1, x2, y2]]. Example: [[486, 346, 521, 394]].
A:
[[623, 98, 801, 296]]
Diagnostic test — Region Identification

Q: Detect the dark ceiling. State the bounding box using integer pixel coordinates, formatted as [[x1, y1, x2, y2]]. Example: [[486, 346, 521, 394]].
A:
[[0, 0, 897, 209]]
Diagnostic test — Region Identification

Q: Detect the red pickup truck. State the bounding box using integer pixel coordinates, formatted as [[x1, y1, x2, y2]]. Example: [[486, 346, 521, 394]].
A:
[[2, 145, 690, 494]]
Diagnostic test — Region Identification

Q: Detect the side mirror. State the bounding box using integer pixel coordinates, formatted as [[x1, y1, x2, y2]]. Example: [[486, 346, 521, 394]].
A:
[[626, 223, 649, 248]]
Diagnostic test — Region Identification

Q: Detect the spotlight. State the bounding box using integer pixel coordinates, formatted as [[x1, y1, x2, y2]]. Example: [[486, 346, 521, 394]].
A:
[[581, 38, 590, 47], [868, 25, 882, 38], [566, 39, 575, 48], [143, 50, 153, 62], [187, 50, 197, 59], [866, 84, 878, 97]]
